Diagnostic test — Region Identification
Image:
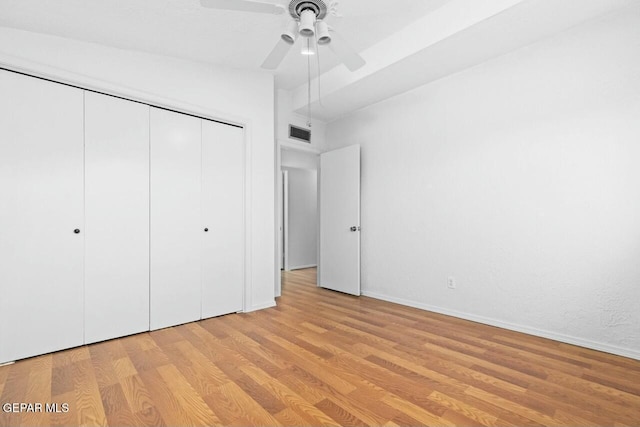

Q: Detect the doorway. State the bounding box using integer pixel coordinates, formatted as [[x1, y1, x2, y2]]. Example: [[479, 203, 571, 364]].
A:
[[276, 144, 361, 298], [282, 167, 317, 271], [277, 147, 319, 297]]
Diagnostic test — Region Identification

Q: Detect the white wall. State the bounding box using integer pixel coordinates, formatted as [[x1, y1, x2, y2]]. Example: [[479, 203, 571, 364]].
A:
[[282, 149, 319, 170], [284, 167, 318, 270], [325, 8, 640, 359], [0, 28, 276, 311], [276, 88, 326, 150]]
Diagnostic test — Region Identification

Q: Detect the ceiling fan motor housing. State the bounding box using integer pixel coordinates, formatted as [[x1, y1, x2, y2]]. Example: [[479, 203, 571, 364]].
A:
[[288, 0, 328, 20]]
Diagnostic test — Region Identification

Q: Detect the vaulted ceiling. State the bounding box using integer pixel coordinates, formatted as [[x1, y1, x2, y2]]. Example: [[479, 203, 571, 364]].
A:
[[0, 0, 636, 121]]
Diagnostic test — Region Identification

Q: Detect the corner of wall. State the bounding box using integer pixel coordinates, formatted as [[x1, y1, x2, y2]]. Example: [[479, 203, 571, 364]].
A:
[[276, 87, 327, 151]]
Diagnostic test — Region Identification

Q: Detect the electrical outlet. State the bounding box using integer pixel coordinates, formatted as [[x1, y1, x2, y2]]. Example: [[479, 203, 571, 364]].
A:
[[447, 276, 456, 289]]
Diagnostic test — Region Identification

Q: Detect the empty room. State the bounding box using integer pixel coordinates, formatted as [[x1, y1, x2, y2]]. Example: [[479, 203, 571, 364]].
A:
[[1, 0, 639, 426]]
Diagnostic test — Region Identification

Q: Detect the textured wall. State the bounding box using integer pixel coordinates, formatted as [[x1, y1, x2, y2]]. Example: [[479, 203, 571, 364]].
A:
[[325, 7, 640, 358]]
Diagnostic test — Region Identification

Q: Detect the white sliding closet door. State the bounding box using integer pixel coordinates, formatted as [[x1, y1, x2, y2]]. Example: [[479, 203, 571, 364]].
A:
[[0, 70, 84, 364], [84, 92, 150, 344], [150, 108, 202, 330], [201, 121, 244, 319]]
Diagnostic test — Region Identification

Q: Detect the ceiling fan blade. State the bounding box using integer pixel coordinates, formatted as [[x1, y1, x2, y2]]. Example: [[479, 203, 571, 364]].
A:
[[200, 0, 285, 14], [261, 38, 293, 70], [328, 29, 366, 72]]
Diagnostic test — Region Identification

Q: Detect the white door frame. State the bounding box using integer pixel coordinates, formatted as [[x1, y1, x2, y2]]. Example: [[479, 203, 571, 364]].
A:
[[280, 171, 285, 271], [275, 140, 321, 297], [275, 145, 283, 298], [282, 170, 290, 271]]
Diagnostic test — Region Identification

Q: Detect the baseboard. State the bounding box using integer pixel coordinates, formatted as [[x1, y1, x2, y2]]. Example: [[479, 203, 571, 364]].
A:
[[361, 290, 640, 361], [288, 264, 317, 271], [246, 300, 277, 313]]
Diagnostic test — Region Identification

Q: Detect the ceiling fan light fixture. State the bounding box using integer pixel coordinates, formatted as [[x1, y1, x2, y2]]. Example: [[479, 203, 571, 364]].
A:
[[298, 9, 316, 37], [316, 21, 331, 45], [281, 20, 298, 44]]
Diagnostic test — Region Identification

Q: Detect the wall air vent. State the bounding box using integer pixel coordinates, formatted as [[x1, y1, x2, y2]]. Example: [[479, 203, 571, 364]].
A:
[[289, 124, 311, 143]]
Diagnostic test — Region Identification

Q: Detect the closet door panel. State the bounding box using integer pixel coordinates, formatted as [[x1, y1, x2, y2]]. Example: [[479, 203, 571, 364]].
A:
[[84, 92, 150, 344], [150, 108, 202, 330], [201, 121, 244, 319], [0, 70, 84, 363]]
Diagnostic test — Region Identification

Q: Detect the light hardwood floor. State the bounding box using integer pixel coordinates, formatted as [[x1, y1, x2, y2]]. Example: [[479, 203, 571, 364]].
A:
[[1, 268, 639, 426]]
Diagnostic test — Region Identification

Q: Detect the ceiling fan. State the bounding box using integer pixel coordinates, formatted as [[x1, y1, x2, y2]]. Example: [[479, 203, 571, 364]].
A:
[[200, 0, 366, 71]]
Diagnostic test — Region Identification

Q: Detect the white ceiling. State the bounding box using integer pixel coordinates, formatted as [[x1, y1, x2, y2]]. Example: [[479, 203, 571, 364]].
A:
[[0, 0, 449, 89], [292, 0, 639, 121], [0, 0, 636, 122]]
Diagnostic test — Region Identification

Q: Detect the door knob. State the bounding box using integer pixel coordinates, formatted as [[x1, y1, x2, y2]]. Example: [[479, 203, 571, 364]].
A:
[[204, 228, 209, 232], [350, 226, 360, 232], [74, 229, 80, 234]]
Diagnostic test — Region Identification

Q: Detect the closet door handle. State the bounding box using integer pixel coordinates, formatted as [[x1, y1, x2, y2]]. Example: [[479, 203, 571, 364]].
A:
[[74, 229, 81, 234], [204, 228, 209, 232]]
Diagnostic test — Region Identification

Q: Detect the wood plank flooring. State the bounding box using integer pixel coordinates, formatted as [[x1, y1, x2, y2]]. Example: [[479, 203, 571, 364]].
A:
[[1, 268, 640, 426]]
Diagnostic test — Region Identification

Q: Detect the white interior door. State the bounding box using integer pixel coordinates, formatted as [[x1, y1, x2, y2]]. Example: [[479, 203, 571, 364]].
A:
[[84, 92, 150, 344], [150, 108, 202, 330], [201, 121, 244, 319], [0, 70, 84, 363], [319, 145, 361, 296]]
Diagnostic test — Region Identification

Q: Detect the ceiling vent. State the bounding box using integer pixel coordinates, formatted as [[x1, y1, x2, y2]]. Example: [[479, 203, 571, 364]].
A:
[[289, 124, 311, 143]]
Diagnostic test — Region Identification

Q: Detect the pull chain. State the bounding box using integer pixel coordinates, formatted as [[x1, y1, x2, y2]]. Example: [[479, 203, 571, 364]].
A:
[[307, 37, 312, 128], [316, 32, 323, 109]]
